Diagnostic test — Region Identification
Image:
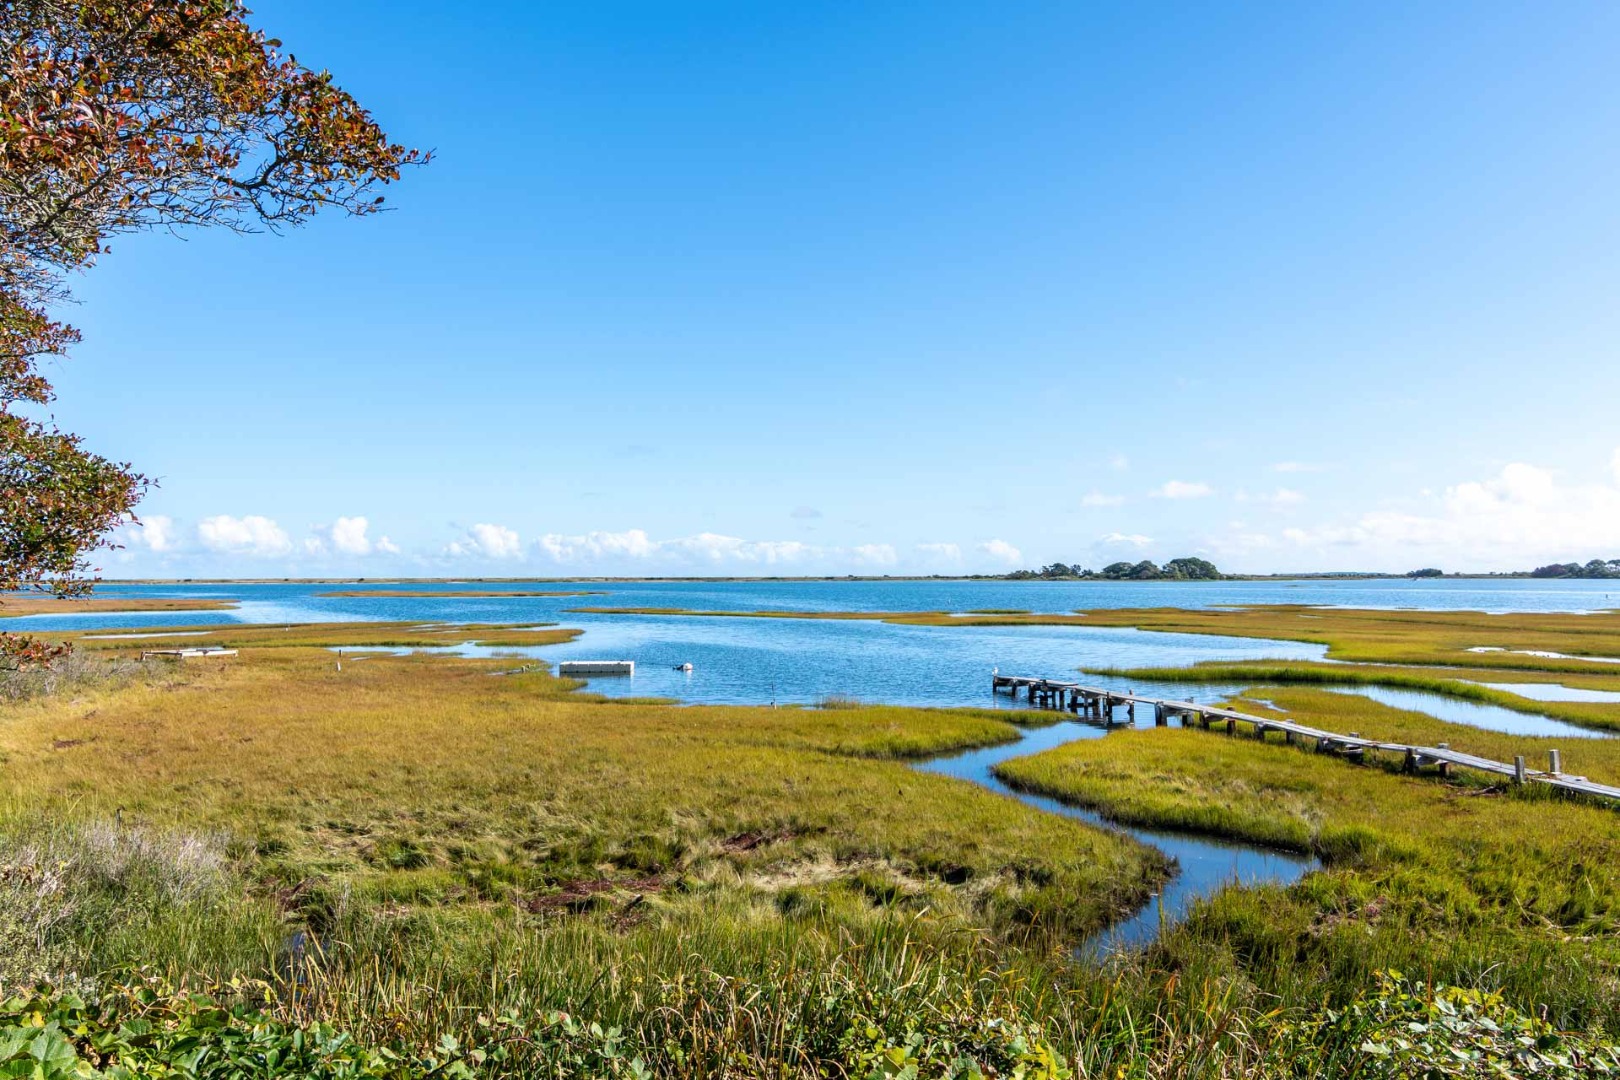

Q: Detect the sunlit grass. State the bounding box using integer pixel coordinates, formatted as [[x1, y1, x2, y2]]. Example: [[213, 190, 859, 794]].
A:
[[314, 589, 605, 597], [10, 612, 1620, 1072], [0, 596, 237, 617], [1, 643, 1163, 962], [66, 620, 583, 650], [995, 687, 1620, 1030]]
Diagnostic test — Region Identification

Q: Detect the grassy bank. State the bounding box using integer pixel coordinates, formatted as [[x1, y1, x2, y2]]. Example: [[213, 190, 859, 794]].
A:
[[314, 589, 606, 598], [1, 639, 1164, 969], [0, 596, 238, 617], [68, 621, 585, 649]]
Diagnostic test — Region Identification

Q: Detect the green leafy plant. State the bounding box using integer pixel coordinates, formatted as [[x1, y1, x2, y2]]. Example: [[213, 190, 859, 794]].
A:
[[1304, 971, 1620, 1078]]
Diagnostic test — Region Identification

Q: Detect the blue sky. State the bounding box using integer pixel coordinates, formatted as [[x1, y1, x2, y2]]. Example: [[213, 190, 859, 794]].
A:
[[42, 1, 1620, 576]]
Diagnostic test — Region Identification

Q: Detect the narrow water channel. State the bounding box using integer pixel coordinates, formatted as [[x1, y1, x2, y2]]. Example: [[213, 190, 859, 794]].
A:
[[912, 717, 1318, 956], [1326, 685, 1616, 739]]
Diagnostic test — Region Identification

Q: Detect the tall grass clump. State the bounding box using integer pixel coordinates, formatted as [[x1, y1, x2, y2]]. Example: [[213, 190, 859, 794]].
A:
[[0, 648, 152, 702], [0, 811, 278, 994]]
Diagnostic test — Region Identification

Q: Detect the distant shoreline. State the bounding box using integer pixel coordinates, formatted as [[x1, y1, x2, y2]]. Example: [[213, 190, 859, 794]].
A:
[[88, 573, 1605, 585]]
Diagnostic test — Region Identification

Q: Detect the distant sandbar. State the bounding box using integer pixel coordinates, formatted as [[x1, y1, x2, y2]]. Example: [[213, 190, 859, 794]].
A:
[[0, 596, 238, 617], [317, 589, 605, 598]]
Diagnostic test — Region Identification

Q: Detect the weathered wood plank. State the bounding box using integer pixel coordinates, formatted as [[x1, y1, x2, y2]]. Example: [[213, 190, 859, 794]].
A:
[[991, 673, 1620, 804]]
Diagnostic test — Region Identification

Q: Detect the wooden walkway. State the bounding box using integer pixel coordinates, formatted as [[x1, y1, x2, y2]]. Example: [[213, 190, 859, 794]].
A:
[[991, 674, 1620, 805]]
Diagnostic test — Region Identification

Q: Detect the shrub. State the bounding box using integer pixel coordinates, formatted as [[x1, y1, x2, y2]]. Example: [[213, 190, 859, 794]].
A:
[[1291, 971, 1620, 1078]]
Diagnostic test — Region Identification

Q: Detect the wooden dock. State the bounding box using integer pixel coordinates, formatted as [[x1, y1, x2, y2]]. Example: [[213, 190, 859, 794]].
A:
[[139, 647, 238, 660], [991, 674, 1620, 805]]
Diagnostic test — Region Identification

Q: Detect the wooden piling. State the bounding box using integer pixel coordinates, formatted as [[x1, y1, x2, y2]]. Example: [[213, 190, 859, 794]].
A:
[[985, 674, 1620, 805]]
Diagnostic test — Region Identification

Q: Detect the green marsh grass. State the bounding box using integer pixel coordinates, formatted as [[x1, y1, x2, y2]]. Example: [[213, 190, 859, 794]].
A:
[[995, 687, 1620, 1031], [9, 616, 1620, 1075], [0, 596, 237, 617], [65, 620, 585, 650]]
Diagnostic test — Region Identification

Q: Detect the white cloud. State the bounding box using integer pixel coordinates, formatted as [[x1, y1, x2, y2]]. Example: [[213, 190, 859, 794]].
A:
[[124, 515, 176, 552], [1153, 480, 1214, 499], [446, 523, 523, 559], [915, 542, 962, 564], [376, 536, 401, 555], [536, 529, 815, 566], [1236, 488, 1305, 507], [978, 539, 1023, 566], [329, 516, 374, 555], [1271, 462, 1324, 474], [853, 543, 898, 566], [1109, 453, 1130, 472], [538, 528, 657, 562], [1081, 492, 1126, 508], [670, 534, 812, 564], [1254, 456, 1620, 571], [1100, 532, 1153, 549], [1611, 447, 1620, 485], [197, 515, 293, 557]]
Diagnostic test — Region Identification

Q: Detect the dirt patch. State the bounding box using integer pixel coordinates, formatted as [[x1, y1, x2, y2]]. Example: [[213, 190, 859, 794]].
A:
[[720, 828, 801, 854], [527, 875, 665, 914]]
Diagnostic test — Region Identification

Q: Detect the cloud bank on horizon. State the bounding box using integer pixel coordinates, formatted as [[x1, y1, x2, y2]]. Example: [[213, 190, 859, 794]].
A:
[[109, 451, 1620, 578]]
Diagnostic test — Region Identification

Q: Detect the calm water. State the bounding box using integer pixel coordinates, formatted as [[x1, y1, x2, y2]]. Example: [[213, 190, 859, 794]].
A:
[[1478, 681, 1620, 704], [1326, 685, 1615, 739], [15, 576, 1620, 708]]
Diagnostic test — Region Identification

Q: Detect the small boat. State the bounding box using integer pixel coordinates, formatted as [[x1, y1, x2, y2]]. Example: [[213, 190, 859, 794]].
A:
[[675, 662, 694, 672]]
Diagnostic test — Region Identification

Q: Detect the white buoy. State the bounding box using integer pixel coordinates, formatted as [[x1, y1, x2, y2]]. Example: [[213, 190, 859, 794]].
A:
[[675, 663, 694, 672]]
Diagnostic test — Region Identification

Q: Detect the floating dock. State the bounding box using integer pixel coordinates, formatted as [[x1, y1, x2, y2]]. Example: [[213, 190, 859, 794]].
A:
[[558, 660, 635, 676], [139, 647, 238, 660], [992, 674, 1620, 805]]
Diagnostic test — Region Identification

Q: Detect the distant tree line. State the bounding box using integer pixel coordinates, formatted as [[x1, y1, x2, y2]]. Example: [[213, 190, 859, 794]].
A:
[[1528, 560, 1620, 579], [1005, 558, 1223, 581], [1403, 561, 1620, 579]]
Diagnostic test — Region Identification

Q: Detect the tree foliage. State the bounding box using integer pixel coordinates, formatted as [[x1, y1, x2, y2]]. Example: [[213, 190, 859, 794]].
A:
[[0, 0, 423, 664], [1006, 558, 1223, 581], [1528, 560, 1620, 579]]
